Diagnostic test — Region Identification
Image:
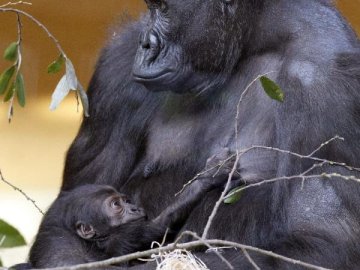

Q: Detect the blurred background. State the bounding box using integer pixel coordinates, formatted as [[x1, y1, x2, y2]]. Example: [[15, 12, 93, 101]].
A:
[[0, 0, 359, 266]]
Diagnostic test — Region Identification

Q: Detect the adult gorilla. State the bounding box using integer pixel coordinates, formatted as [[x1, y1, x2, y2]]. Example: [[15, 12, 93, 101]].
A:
[[62, 0, 360, 269]]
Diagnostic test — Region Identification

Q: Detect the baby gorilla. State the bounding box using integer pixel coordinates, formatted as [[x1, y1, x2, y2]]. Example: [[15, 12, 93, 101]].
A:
[[29, 149, 238, 268]]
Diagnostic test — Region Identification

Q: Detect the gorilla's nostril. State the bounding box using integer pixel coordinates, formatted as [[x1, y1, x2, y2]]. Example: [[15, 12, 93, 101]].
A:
[[141, 41, 151, 50], [140, 31, 160, 51]]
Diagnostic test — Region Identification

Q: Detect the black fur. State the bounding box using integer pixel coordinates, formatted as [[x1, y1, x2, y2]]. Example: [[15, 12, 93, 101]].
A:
[[29, 154, 233, 268], [57, 0, 360, 269], [29, 185, 119, 268]]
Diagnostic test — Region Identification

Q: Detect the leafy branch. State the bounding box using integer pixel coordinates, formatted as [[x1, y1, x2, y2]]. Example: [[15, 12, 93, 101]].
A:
[[0, 2, 89, 122]]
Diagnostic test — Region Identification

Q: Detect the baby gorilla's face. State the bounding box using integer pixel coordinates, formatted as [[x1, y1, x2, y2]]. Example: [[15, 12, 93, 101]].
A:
[[75, 185, 146, 240], [103, 192, 146, 226]]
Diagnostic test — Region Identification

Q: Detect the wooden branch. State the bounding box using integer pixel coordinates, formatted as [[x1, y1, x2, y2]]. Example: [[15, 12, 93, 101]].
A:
[[35, 238, 332, 270], [0, 169, 44, 215]]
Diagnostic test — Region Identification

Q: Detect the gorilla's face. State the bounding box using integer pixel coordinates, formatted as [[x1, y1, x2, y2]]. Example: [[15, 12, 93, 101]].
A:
[[133, 0, 261, 94]]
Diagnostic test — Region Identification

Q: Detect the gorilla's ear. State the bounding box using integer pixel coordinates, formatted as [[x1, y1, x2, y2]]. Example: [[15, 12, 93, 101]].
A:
[[76, 221, 96, 239]]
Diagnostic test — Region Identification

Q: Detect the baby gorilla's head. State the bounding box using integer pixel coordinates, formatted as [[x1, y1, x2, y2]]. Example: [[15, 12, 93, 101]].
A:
[[56, 184, 146, 240]]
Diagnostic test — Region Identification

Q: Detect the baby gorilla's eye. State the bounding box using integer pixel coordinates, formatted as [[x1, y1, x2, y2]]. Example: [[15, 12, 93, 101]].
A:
[[110, 199, 122, 209]]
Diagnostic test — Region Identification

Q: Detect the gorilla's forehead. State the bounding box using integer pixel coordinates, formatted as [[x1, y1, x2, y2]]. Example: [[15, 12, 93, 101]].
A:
[[68, 185, 119, 201]]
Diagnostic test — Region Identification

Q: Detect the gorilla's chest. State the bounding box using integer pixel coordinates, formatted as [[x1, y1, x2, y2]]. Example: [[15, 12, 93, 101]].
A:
[[131, 107, 234, 217], [145, 108, 234, 168], [146, 117, 197, 164]]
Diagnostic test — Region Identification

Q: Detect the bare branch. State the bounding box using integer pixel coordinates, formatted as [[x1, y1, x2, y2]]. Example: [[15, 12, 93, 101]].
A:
[[307, 135, 344, 157], [0, 1, 31, 8], [242, 248, 261, 270], [175, 153, 237, 196], [201, 150, 240, 240], [235, 71, 275, 149], [176, 135, 359, 198], [176, 231, 234, 270], [224, 172, 360, 200], [0, 169, 44, 215], [34, 238, 332, 270], [245, 140, 360, 173]]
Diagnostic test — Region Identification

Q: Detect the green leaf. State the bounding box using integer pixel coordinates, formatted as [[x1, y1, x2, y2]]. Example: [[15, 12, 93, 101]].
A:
[[47, 54, 65, 74], [0, 257, 3, 267], [224, 187, 243, 204], [15, 73, 26, 107], [4, 42, 18, 62], [260, 76, 284, 102], [4, 82, 15, 102], [0, 219, 26, 248], [0, 66, 16, 95]]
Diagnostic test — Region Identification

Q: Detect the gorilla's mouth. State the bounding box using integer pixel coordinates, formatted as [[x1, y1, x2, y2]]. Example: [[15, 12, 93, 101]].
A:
[[133, 69, 173, 82]]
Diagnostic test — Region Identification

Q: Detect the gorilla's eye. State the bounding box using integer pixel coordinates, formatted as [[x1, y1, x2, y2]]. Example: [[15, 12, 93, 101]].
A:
[[110, 199, 122, 209], [223, 0, 233, 4]]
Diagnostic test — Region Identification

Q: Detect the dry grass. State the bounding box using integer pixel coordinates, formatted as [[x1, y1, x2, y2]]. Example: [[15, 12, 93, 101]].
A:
[[155, 249, 209, 270]]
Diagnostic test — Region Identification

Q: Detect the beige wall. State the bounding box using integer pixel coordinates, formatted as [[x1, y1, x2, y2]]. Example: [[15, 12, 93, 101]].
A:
[[0, 0, 359, 266]]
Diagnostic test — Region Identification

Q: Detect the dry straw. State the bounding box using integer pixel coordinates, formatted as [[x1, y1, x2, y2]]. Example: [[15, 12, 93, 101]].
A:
[[154, 249, 210, 270]]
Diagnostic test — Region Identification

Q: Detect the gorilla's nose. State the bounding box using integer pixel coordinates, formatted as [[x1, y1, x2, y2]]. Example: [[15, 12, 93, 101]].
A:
[[141, 31, 158, 49], [139, 31, 160, 60], [130, 207, 140, 213], [134, 207, 146, 217]]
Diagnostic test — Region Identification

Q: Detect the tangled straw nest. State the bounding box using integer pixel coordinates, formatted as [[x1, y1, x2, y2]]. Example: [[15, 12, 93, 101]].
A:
[[154, 249, 210, 270]]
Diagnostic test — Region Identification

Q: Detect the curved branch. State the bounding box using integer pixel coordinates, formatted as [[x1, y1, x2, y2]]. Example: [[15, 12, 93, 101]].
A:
[[0, 7, 67, 57], [36, 238, 332, 270]]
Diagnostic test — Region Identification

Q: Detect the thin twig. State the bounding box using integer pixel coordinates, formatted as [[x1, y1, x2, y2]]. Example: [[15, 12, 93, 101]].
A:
[[143, 228, 170, 262], [224, 172, 360, 200], [235, 71, 275, 150], [246, 139, 360, 173], [175, 231, 234, 270], [0, 7, 66, 56], [175, 153, 237, 196], [201, 150, 240, 240], [176, 135, 358, 197], [242, 248, 261, 270], [0, 169, 44, 215], [0, 1, 31, 8], [307, 135, 344, 157]]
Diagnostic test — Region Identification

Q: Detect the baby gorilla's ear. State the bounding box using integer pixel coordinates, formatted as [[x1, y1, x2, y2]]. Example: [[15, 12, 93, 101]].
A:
[[76, 221, 96, 239]]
